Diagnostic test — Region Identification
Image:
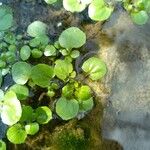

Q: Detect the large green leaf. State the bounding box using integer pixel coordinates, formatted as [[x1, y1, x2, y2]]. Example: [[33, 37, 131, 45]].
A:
[[7, 124, 27, 144], [27, 21, 47, 37], [59, 27, 86, 49], [88, 0, 113, 21], [82, 57, 107, 81], [56, 97, 79, 120], [1, 91, 22, 125], [12, 62, 31, 85], [63, 0, 86, 12], [0, 6, 13, 31], [54, 59, 73, 81], [31, 64, 54, 87]]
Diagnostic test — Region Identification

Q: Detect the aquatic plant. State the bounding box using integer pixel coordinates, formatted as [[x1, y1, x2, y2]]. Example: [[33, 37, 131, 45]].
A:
[[44, 0, 150, 25], [0, 5, 107, 147]]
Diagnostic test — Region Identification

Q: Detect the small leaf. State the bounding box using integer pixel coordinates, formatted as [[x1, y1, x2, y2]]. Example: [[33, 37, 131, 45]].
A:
[[131, 10, 149, 25], [25, 123, 39, 135], [35, 106, 52, 124], [79, 97, 94, 112], [63, 0, 86, 12], [27, 21, 47, 37], [31, 64, 54, 87], [54, 59, 73, 81], [7, 124, 27, 144], [88, 0, 113, 21], [0, 140, 6, 150], [44, 0, 57, 4], [82, 57, 107, 81], [0, 5, 13, 31], [62, 84, 74, 98], [20, 105, 34, 122], [70, 50, 80, 58], [9, 84, 29, 100], [20, 45, 31, 61], [59, 27, 86, 49], [76, 85, 92, 100], [56, 97, 79, 120], [44, 45, 56, 56], [12, 62, 31, 85], [0, 70, 2, 87], [31, 49, 43, 58], [1, 91, 22, 125]]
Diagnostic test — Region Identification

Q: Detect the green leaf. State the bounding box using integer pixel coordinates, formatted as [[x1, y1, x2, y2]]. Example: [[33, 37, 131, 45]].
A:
[[88, 0, 113, 21], [35, 106, 52, 124], [54, 59, 73, 81], [25, 122, 39, 135], [62, 84, 74, 98], [79, 97, 94, 112], [0, 140, 6, 150], [63, 0, 86, 12], [27, 21, 47, 37], [31, 49, 43, 58], [1, 91, 22, 125], [31, 64, 54, 87], [12, 62, 31, 85], [7, 124, 27, 144], [56, 97, 79, 120], [131, 10, 149, 25], [0, 70, 2, 87], [70, 50, 80, 58], [82, 57, 107, 81], [59, 27, 86, 49], [44, 0, 57, 4], [20, 105, 34, 122], [0, 6, 13, 31], [76, 85, 92, 100], [9, 84, 29, 100], [20, 45, 31, 61], [44, 45, 56, 56]]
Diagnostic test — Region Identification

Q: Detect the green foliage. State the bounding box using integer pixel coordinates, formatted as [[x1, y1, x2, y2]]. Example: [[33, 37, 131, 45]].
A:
[[0, 140, 6, 150], [31, 64, 54, 87], [1, 91, 22, 125], [82, 57, 107, 81], [54, 59, 73, 81], [56, 97, 79, 120], [25, 123, 39, 135], [12, 62, 31, 85], [27, 21, 47, 37], [31, 49, 43, 58], [59, 27, 86, 50], [44, 45, 57, 56], [9, 84, 29, 100], [44, 0, 57, 4], [35, 106, 52, 124], [0, 5, 13, 31], [7, 124, 27, 144], [20, 45, 31, 61], [88, 0, 113, 21]]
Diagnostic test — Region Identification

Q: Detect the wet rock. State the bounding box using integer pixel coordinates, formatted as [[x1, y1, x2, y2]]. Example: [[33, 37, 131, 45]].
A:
[[101, 8, 150, 150]]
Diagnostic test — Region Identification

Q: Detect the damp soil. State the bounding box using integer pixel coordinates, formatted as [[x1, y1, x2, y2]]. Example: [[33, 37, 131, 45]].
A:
[[1, 0, 124, 150]]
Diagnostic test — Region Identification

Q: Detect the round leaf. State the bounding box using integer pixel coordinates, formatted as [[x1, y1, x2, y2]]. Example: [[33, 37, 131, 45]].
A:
[[1, 91, 22, 125], [88, 0, 113, 21], [131, 10, 149, 25], [44, 45, 56, 56], [12, 62, 31, 85], [0, 140, 6, 150], [63, 0, 86, 12], [27, 21, 47, 37], [25, 123, 39, 135], [35, 106, 52, 124], [31, 49, 43, 58], [54, 59, 73, 81], [31, 64, 54, 87], [56, 97, 79, 120], [44, 0, 57, 4], [82, 57, 107, 81], [7, 124, 27, 144], [20, 45, 31, 61], [0, 6, 13, 31], [9, 84, 29, 100], [59, 27, 86, 49]]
